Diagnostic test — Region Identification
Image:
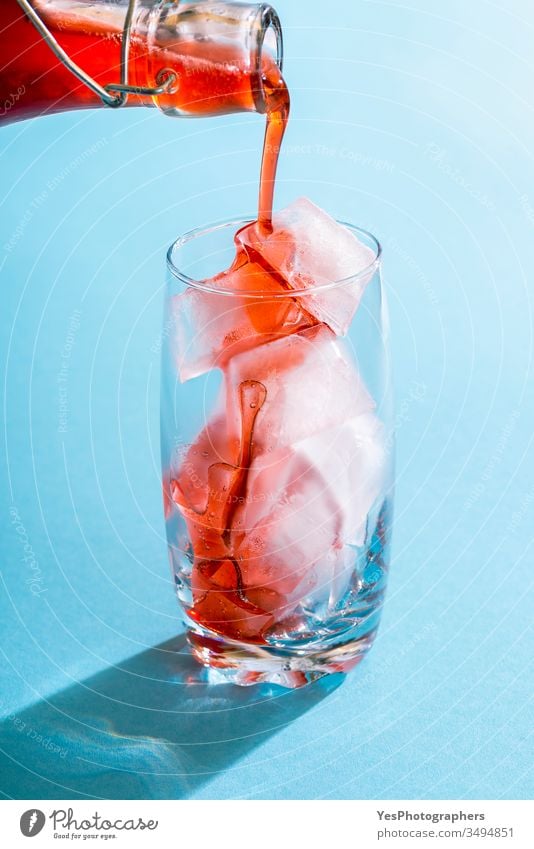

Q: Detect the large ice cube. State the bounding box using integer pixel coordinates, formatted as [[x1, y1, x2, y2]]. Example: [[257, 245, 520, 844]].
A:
[[171, 411, 237, 517], [169, 410, 241, 561], [229, 410, 386, 619], [224, 324, 375, 453], [236, 197, 377, 335], [170, 260, 311, 382], [231, 448, 343, 614], [296, 414, 387, 547]]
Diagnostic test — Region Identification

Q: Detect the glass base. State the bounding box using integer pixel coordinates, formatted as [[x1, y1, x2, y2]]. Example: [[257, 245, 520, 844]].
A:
[[170, 500, 392, 689], [186, 625, 378, 688]]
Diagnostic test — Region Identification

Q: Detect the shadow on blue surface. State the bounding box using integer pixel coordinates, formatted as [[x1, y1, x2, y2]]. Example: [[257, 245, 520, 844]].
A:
[[0, 635, 342, 799]]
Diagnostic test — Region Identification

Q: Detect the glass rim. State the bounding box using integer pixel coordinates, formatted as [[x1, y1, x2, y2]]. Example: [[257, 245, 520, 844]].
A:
[[166, 217, 382, 299]]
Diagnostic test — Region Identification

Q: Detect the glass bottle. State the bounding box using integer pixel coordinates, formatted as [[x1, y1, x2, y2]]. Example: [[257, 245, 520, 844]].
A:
[[0, 0, 283, 123]]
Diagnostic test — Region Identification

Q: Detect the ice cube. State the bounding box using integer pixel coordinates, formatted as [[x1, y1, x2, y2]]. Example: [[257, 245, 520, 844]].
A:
[[224, 324, 375, 453], [229, 409, 386, 619], [170, 260, 311, 381], [295, 413, 387, 547], [231, 448, 342, 614], [170, 378, 269, 560], [169, 410, 240, 561], [237, 197, 377, 335], [171, 411, 237, 517]]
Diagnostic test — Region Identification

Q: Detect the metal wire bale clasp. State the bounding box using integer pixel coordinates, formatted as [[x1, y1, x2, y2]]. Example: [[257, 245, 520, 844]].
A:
[[16, 0, 178, 107]]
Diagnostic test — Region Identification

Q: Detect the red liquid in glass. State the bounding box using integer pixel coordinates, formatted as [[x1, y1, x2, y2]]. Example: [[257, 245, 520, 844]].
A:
[[0, 0, 287, 129]]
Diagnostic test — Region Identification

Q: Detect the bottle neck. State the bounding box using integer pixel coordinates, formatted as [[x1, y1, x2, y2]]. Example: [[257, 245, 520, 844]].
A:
[[0, 0, 283, 123], [140, 1, 283, 117]]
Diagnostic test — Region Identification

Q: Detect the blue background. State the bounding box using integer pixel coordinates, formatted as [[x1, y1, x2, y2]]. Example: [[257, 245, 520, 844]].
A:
[[1, 0, 533, 799]]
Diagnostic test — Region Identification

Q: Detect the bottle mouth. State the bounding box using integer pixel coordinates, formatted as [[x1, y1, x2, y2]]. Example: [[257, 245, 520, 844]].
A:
[[259, 4, 284, 72], [251, 3, 284, 113], [141, 0, 285, 118]]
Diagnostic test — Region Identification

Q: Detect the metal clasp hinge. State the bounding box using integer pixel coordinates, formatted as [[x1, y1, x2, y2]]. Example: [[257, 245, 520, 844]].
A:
[[16, 0, 177, 107]]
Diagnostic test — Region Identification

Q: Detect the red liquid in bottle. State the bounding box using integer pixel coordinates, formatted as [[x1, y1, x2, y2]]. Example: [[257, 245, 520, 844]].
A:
[[0, 0, 284, 124]]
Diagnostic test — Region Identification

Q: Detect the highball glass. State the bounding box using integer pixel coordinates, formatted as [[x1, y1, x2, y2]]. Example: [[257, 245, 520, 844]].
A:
[[161, 217, 394, 688]]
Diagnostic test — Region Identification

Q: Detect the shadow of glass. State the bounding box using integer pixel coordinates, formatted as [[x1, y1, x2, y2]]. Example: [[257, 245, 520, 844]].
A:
[[0, 635, 343, 799]]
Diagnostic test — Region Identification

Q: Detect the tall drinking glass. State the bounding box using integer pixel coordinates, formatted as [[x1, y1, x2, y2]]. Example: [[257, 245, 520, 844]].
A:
[[162, 217, 394, 688]]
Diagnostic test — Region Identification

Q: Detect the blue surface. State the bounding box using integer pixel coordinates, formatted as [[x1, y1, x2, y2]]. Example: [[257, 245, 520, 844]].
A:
[[1, 0, 533, 799]]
